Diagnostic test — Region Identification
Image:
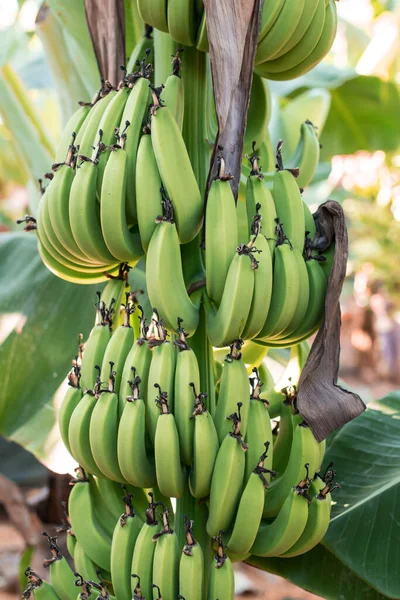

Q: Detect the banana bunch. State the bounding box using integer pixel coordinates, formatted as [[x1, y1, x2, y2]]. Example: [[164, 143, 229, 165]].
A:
[[137, 0, 338, 81]]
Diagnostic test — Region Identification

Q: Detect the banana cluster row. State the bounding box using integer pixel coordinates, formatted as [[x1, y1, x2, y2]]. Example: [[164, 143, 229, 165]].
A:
[[137, 0, 337, 81]]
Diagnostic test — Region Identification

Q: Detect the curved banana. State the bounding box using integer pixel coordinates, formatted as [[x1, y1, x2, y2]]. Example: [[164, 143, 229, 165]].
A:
[[205, 160, 238, 305], [150, 98, 202, 244], [42, 533, 77, 600], [256, 243, 300, 341], [131, 494, 162, 599], [89, 365, 125, 482], [146, 214, 200, 336], [100, 133, 144, 263], [58, 361, 82, 455], [73, 542, 102, 582], [80, 293, 112, 391], [179, 517, 204, 600], [213, 343, 250, 443], [208, 534, 235, 600], [68, 469, 112, 572], [244, 369, 273, 483], [23, 569, 60, 600], [119, 72, 152, 222], [255, 0, 306, 64], [251, 482, 310, 557], [152, 508, 180, 599], [286, 121, 320, 189], [127, 26, 154, 73], [227, 445, 272, 556], [154, 385, 184, 498], [168, 0, 196, 46], [189, 386, 219, 499], [173, 325, 200, 465], [207, 404, 248, 537], [137, 0, 168, 33], [54, 104, 91, 164], [118, 367, 157, 488], [161, 51, 185, 131], [110, 492, 141, 600], [136, 132, 163, 252], [205, 246, 256, 348], [272, 0, 320, 60], [258, 0, 285, 44]]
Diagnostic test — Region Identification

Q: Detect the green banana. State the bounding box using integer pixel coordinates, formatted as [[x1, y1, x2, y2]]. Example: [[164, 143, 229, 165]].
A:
[[147, 323, 176, 442], [136, 132, 163, 252], [127, 25, 154, 74], [168, 0, 196, 46], [255, 0, 306, 64], [304, 201, 317, 240], [68, 370, 104, 478], [154, 384, 184, 498], [244, 369, 274, 483], [118, 69, 152, 223], [131, 494, 162, 599], [118, 367, 157, 487], [213, 343, 250, 443], [251, 479, 311, 557], [89, 364, 125, 482], [196, 10, 208, 53], [23, 569, 60, 600], [286, 120, 320, 189], [73, 542, 102, 583], [68, 469, 112, 572], [259, 0, 326, 75], [80, 293, 112, 391], [258, 0, 285, 44], [205, 159, 238, 305], [100, 130, 144, 263], [150, 97, 202, 244], [189, 386, 219, 499], [205, 246, 256, 348], [90, 475, 120, 537], [227, 444, 273, 556], [110, 492, 141, 600], [42, 533, 77, 600], [256, 242, 300, 341], [173, 323, 200, 465], [58, 359, 82, 455], [280, 471, 337, 557], [207, 403, 248, 537], [130, 575, 146, 600], [137, 0, 168, 33], [152, 508, 180, 600], [179, 517, 204, 600], [146, 212, 200, 336], [271, 0, 320, 60], [94, 476, 148, 523], [161, 51, 185, 130], [207, 535, 235, 600], [54, 104, 91, 164]]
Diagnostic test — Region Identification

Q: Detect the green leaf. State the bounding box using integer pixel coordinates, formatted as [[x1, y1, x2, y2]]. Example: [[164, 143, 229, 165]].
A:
[[247, 545, 389, 599], [0, 233, 99, 461], [320, 76, 400, 160], [321, 392, 400, 598]]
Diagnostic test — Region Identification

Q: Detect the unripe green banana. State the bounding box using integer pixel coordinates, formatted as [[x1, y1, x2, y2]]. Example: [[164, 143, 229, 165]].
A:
[[118, 72, 152, 222], [161, 51, 185, 130], [147, 326, 176, 442], [73, 542, 101, 583], [80, 293, 112, 391], [23, 569, 60, 600], [168, 0, 196, 46], [207, 403, 248, 537], [205, 246, 256, 348], [273, 0, 321, 61], [152, 508, 180, 600], [189, 387, 219, 499], [205, 161, 238, 305], [90, 475, 120, 537], [245, 369, 274, 483], [131, 494, 162, 599], [136, 132, 163, 252], [68, 469, 112, 571], [146, 216, 200, 336], [255, 0, 306, 64], [196, 10, 208, 53], [173, 324, 200, 465], [179, 517, 204, 600], [58, 360, 82, 455], [154, 385, 184, 498], [110, 492, 141, 600], [42, 533, 77, 600], [303, 201, 317, 240], [256, 242, 300, 341], [118, 367, 157, 488], [280, 471, 337, 557], [213, 343, 250, 443], [127, 25, 154, 74], [89, 365, 126, 482], [227, 444, 273, 556], [207, 535, 235, 600], [258, 0, 285, 45], [150, 99, 202, 244], [54, 104, 91, 164], [68, 372, 104, 478], [251, 480, 311, 557], [100, 134, 144, 263], [137, 0, 168, 33], [94, 476, 148, 523], [286, 120, 321, 189], [75, 90, 117, 158]]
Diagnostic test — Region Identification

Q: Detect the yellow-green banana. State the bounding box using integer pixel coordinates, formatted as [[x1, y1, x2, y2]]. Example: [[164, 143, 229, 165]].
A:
[[131, 494, 162, 599], [23, 569, 60, 600], [58, 361, 82, 455], [207, 535, 235, 600], [255, 0, 306, 64], [80, 292, 112, 391], [54, 104, 91, 164], [138, 0, 168, 33], [161, 51, 185, 130], [168, 0, 196, 46], [136, 132, 163, 252], [272, 153, 305, 251], [272, 0, 320, 60], [179, 517, 204, 600], [286, 120, 320, 189], [152, 508, 180, 600], [42, 533, 77, 600], [245, 369, 273, 483]]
